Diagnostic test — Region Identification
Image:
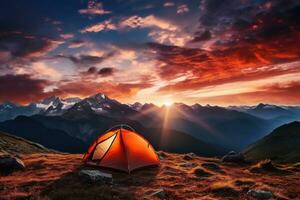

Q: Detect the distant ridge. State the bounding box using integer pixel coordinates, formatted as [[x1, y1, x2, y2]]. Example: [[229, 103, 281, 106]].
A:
[[243, 121, 300, 163]]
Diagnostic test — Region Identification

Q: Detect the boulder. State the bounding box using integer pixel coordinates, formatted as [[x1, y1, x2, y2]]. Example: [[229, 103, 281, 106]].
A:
[[201, 162, 221, 171], [157, 151, 167, 160], [183, 152, 196, 160], [194, 167, 212, 177], [222, 151, 245, 163], [0, 154, 25, 174], [79, 170, 113, 184], [247, 189, 274, 199]]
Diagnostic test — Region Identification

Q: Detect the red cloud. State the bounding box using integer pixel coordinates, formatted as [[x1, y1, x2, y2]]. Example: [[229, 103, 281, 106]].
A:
[[0, 74, 50, 104]]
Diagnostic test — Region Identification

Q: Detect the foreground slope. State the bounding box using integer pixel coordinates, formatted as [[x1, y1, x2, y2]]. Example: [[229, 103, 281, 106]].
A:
[[244, 121, 300, 163], [0, 116, 87, 153], [0, 131, 54, 155], [1, 152, 300, 200]]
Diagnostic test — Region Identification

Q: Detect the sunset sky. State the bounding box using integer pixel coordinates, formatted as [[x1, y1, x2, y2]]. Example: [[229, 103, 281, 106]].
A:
[[0, 0, 299, 105]]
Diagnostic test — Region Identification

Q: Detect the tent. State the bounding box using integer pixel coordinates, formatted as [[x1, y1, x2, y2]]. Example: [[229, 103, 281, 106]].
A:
[[83, 125, 159, 173]]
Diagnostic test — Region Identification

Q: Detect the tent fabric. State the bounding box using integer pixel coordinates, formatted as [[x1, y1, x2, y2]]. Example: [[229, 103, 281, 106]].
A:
[[83, 127, 159, 173]]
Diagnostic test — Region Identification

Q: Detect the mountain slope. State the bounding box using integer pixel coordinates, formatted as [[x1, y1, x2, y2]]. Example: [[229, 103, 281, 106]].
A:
[[0, 131, 55, 155], [0, 116, 87, 153], [31, 114, 227, 156], [243, 121, 300, 163]]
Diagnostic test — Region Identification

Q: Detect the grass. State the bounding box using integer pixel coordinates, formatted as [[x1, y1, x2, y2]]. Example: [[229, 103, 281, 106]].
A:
[[0, 152, 299, 199]]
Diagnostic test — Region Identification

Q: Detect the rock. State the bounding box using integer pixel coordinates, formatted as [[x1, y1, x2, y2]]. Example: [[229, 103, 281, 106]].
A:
[[157, 151, 167, 160], [0, 154, 25, 174], [180, 162, 197, 168], [194, 167, 212, 177], [222, 151, 245, 163], [79, 170, 113, 184], [144, 189, 165, 199], [183, 152, 196, 160], [201, 162, 221, 171], [247, 189, 274, 199]]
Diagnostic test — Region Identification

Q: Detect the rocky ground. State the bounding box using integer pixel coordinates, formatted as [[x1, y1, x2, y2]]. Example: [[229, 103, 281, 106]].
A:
[[0, 152, 300, 200]]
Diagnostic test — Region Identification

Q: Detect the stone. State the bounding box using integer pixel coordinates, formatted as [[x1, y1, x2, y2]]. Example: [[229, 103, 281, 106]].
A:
[[247, 189, 274, 199], [144, 189, 165, 199], [79, 169, 113, 184], [183, 152, 196, 160], [179, 162, 197, 168], [0, 154, 25, 174], [157, 151, 167, 160], [222, 151, 245, 163], [201, 162, 221, 171], [194, 167, 212, 177]]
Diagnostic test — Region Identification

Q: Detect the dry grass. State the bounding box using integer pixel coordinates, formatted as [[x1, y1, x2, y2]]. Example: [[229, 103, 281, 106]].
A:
[[0, 152, 299, 199]]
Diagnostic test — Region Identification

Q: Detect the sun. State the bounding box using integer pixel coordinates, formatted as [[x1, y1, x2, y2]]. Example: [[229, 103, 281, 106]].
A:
[[163, 99, 173, 107]]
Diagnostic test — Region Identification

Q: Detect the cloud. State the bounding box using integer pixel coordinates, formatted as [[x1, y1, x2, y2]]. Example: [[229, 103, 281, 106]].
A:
[[177, 4, 189, 14], [98, 67, 115, 76], [60, 33, 74, 39], [0, 74, 50, 104], [120, 15, 177, 31], [164, 2, 175, 7], [80, 20, 116, 33], [68, 39, 87, 48], [0, 31, 63, 59], [79, 0, 111, 15], [55, 51, 115, 67], [82, 66, 115, 77], [195, 81, 300, 105]]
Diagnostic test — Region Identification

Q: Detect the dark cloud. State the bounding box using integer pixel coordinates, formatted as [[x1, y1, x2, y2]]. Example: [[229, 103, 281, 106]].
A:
[[55, 52, 115, 67], [0, 74, 50, 104], [0, 31, 62, 59], [190, 30, 211, 42], [98, 67, 115, 76]]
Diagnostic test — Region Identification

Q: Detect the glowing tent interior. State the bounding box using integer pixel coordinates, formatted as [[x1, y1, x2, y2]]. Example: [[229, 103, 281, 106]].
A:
[[83, 125, 160, 173]]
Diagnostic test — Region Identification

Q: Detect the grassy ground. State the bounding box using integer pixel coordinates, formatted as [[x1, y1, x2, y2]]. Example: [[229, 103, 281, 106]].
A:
[[0, 131, 55, 155], [0, 152, 300, 200]]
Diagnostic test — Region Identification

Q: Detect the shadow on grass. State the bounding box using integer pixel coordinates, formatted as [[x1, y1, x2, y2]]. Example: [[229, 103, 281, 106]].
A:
[[41, 164, 160, 200]]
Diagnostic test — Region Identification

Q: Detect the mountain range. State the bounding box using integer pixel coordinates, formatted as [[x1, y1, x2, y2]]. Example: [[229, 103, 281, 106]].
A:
[[0, 93, 299, 154]]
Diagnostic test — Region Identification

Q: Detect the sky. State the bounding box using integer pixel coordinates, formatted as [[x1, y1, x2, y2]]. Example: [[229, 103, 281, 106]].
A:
[[0, 0, 299, 106]]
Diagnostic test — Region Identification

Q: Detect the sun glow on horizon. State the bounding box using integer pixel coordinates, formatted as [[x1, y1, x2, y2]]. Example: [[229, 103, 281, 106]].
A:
[[163, 99, 174, 107]]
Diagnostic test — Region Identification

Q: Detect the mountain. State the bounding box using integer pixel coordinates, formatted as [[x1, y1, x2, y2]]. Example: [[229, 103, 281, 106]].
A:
[[0, 116, 87, 153], [0, 131, 54, 155], [243, 121, 300, 163], [29, 113, 227, 156], [0, 102, 40, 122], [65, 93, 138, 118], [0, 93, 299, 151], [229, 103, 299, 120], [130, 103, 271, 150], [0, 96, 81, 122]]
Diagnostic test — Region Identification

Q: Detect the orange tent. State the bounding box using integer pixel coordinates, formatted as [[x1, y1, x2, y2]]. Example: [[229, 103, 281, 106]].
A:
[[83, 125, 159, 173]]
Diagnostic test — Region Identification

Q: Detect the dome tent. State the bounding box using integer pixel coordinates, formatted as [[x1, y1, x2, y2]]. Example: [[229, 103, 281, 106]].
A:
[[83, 125, 159, 173]]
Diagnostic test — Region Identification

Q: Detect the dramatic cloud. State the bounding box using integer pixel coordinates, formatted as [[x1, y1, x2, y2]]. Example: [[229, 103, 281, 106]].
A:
[[1, 0, 299, 105], [196, 81, 300, 105], [98, 67, 115, 76], [0, 32, 63, 59], [79, 0, 111, 15], [82, 66, 115, 77], [55, 51, 115, 67], [0, 74, 50, 104]]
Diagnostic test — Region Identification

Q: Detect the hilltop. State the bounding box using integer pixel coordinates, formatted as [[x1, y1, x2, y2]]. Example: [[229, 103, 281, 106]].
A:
[[244, 121, 300, 163]]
